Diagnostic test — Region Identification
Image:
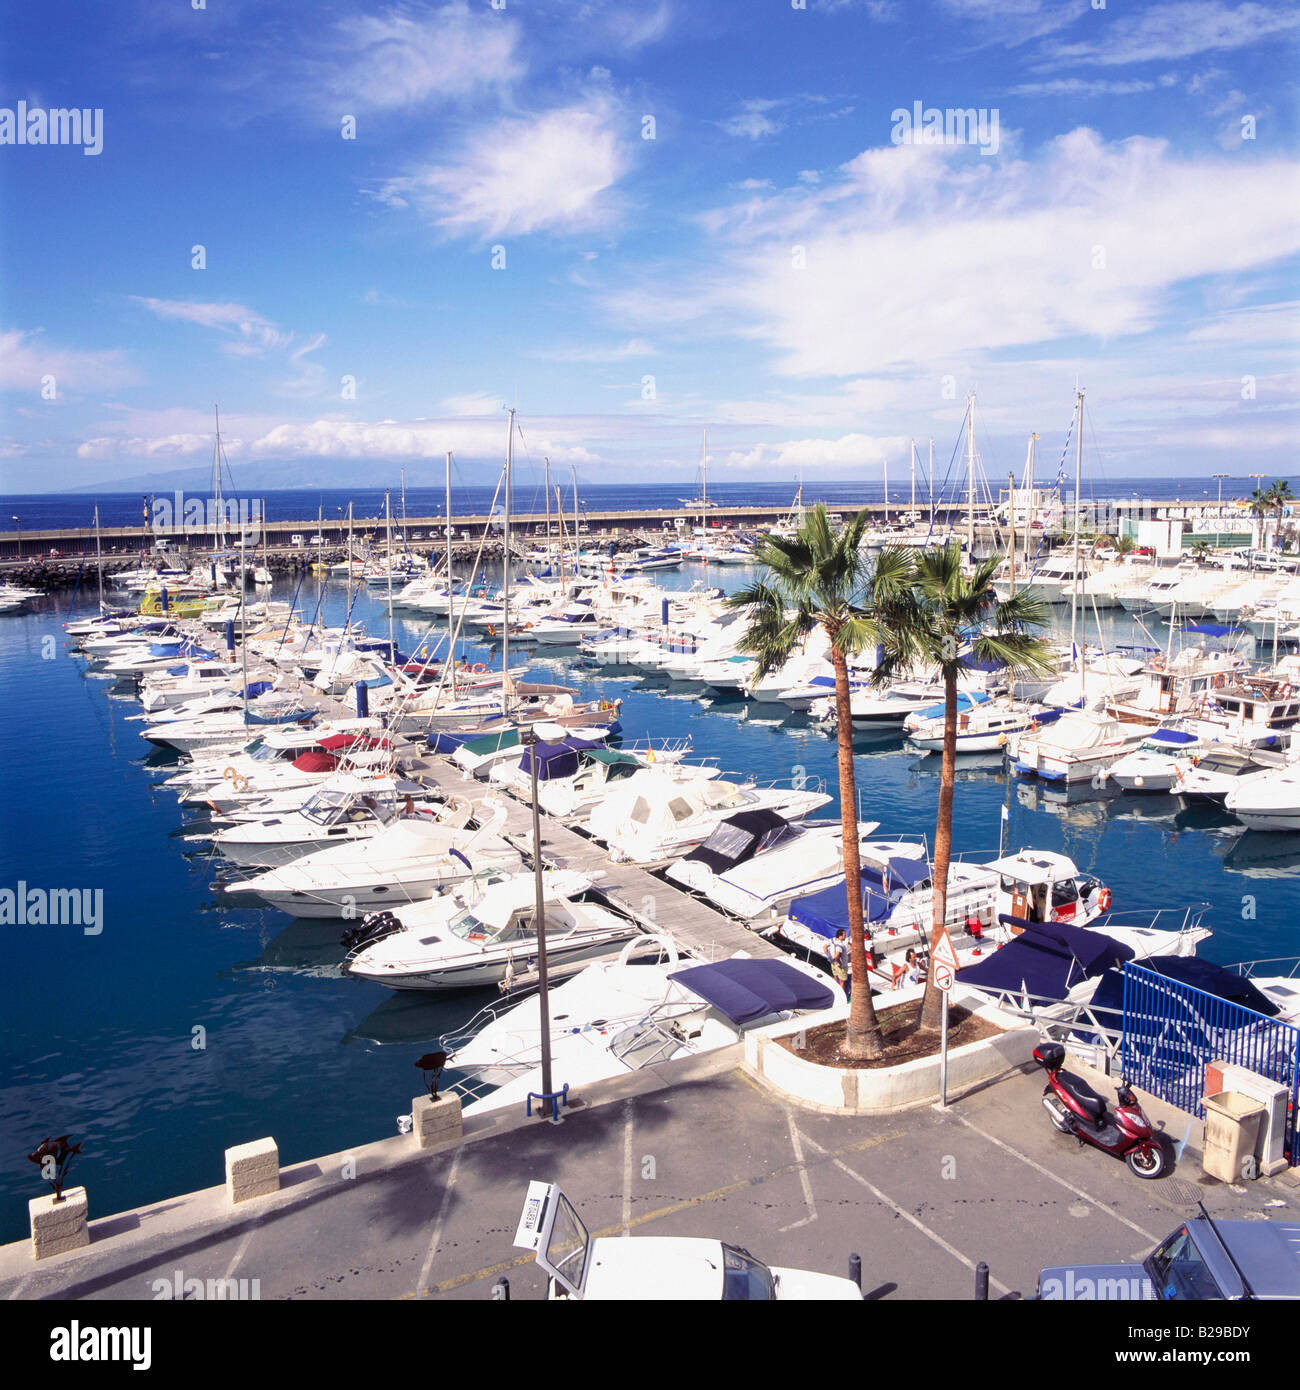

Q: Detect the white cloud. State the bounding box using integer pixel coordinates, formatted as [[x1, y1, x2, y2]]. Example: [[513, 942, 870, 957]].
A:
[[610, 129, 1300, 382], [378, 96, 627, 239], [1045, 1, 1300, 67], [533, 338, 656, 363], [0, 329, 137, 393], [1008, 79, 1157, 98], [316, 1, 522, 113], [722, 432, 910, 471], [131, 298, 290, 355], [439, 391, 506, 416], [719, 100, 785, 140]]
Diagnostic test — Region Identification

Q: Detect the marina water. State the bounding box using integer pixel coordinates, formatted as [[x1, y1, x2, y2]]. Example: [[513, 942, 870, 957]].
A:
[[2, 564, 1299, 1240]]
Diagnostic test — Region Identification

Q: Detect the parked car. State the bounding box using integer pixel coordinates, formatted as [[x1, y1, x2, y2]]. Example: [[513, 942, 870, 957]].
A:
[[514, 1181, 863, 1301], [1039, 1210, 1300, 1300]]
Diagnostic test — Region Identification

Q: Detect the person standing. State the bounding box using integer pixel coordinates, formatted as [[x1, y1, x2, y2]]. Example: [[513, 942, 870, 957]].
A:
[[827, 928, 851, 1001]]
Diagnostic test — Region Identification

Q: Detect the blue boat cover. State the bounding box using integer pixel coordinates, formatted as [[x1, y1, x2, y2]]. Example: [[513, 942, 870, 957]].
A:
[[787, 857, 931, 938], [243, 681, 273, 699], [670, 959, 835, 1023], [1085, 955, 1279, 1023], [958, 917, 1134, 999], [1151, 728, 1197, 745], [1183, 623, 1241, 637], [517, 736, 603, 782], [428, 731, 469, 755]]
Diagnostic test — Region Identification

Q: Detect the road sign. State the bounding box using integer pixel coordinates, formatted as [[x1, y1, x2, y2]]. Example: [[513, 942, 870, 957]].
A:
[[932, 927, 960, 973], [934, 962, 955, 993]]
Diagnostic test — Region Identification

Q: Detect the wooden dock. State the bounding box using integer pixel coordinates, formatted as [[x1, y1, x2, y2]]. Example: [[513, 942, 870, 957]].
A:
[[412, 755, 785, 963]]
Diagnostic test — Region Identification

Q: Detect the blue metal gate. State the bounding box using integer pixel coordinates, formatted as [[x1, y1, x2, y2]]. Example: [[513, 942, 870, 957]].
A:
[[1121, 962, 1300, 1166]]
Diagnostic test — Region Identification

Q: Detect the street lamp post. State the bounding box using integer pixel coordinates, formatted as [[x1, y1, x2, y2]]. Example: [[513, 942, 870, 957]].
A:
[[11, 516, 19, 562], [520, 725, 557, 1120]]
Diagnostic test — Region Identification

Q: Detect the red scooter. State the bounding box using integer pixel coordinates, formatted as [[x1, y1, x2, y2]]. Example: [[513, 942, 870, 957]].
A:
[[1032, 1042, 1168, 1179]]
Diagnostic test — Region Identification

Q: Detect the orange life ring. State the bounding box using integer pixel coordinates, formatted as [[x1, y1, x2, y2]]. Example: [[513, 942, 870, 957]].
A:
[[472, 662, 487, 674], [1212, 674, 1226, 689], [1097, 887, 1112, 912]]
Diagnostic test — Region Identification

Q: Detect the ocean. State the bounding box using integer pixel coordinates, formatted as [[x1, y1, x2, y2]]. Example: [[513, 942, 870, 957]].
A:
[[4, 475, 1295, 534]]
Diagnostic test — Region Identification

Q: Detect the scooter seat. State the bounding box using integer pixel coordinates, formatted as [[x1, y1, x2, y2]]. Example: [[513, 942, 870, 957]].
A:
[[1056, 1070, 1107, 1119]]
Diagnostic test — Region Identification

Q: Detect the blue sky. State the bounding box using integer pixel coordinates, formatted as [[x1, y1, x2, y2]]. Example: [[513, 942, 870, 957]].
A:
[[1, 0, 1297, 492]]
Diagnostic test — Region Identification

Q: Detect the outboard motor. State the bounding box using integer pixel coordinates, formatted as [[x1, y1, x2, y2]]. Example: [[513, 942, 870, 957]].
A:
[[341, 910, 403, 954]]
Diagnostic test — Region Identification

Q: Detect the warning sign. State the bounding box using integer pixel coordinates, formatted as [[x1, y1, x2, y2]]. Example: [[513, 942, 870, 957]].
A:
[[931, 927, 960, 974], [934, 962, 955, 993]]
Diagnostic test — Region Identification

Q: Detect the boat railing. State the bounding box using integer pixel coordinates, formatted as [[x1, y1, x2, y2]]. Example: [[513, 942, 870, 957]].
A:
[[1229, 956, 1300, 981], [1091, 901, 1212, 940]]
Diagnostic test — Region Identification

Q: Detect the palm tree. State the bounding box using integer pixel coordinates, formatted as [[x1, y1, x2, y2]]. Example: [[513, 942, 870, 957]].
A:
[[1248, 488, 1271, 550], [1115, 535, 1134, 557], [872, 544, 1055, 1033], [727, 504, 912, 1059]]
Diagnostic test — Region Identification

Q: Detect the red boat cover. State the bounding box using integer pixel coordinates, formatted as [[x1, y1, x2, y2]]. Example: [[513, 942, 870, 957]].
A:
[[292, 751, 339, 772]]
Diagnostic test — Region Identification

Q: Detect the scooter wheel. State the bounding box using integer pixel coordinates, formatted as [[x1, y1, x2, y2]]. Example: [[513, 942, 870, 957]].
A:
[[1125, 1143, 1167, 1180]]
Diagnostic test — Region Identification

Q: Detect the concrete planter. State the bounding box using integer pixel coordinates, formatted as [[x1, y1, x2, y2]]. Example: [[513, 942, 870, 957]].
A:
[[29, 1187, 89, 1260], [744, 986, 1037, 1114]]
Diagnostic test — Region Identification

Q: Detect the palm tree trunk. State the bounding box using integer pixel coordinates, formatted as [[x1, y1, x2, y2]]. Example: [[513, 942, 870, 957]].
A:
[[831, 644, 883, 1059], [918, 664, 958, 1033]]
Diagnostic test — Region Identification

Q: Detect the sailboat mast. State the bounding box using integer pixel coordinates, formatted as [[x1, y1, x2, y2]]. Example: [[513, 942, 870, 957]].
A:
[[910, 440, 917, 520], [504, 408, 515, 709], [1070, 389, 1085, 675], [445, 452, 454, 638], [571, 463, 578, 562], [928, 437, 935, 527], [544, 457, 551, 571], [213, 405, 224, 553], [883, 455, 889, 526], [701, 428, 708, 534], [966, 394, 977, 557], [385, 488, 394, 661], [1023, 435, 1035, 568], [94, 505, 103, 610]]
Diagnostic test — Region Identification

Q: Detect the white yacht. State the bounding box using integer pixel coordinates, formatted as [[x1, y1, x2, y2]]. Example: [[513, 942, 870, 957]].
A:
[[341, 870, 643, 991], [443, 939, 842, 1115], [664, 811, 881, 921], [222, 803, 523, 916], [585, 765, 831, 864], [1224, 761, 1300, 832], [1009, 711, 1148, 783]]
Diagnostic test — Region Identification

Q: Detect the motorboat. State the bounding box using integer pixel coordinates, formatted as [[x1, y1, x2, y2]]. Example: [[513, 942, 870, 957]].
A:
[[1174, 747, 1275, 805], [585, 765, 831, 864], [777, 845, 1110, 962], [664, 811, 882, 920], [1105, 725, 1217, 793], [491, 738, 703, 821], [1008, 711, 1148, 783], [1224, 761, 1300, 832], [906, 697, 1060, 754], [221, 801, 523, 917], [211, 779, 469, 867], [442, 939, 842, 1115], [341, 870, 644, 991]]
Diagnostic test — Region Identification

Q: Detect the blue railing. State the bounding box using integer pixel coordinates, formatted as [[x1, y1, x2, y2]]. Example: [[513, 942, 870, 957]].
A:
[[1121, 961, 1300, 1165]]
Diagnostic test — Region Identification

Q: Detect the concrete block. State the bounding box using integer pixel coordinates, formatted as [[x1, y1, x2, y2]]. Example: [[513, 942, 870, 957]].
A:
[[30, 1187, 89, 1260], [413, 1093, 463, 1150], [225, 1137, 280, 1204]]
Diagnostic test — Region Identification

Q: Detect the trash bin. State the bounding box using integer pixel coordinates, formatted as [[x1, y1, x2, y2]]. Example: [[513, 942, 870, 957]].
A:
[[1202, 1091, 1266, 1183]]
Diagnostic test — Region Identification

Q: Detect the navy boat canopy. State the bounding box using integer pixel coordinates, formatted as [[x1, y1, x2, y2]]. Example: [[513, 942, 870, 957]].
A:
[[1087, 955, 1280, 1022], [517, 736, 603, 782], [787, 856, 931, 938], [670, 959, 835, 1023], [957, 917, 1135, 1000], [1182, 623, 1242, 638], [681, 808, 794, 874]]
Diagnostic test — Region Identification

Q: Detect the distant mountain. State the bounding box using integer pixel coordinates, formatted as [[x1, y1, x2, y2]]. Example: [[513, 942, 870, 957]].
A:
[[67, 458, 498, 494]]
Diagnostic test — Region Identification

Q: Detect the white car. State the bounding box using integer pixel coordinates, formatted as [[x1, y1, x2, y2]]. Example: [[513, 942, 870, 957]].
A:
[[514, 1181, 863, 1301]]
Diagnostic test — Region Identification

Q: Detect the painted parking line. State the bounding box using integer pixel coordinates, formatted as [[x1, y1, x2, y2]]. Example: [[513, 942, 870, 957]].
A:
[[796, 1127, 1012, 1297], [778, 1110, 818, 1233], [945, 1111, 1163, 1246], [415, 1150, 463, 1297], [412, 1124, 909, 1298]]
